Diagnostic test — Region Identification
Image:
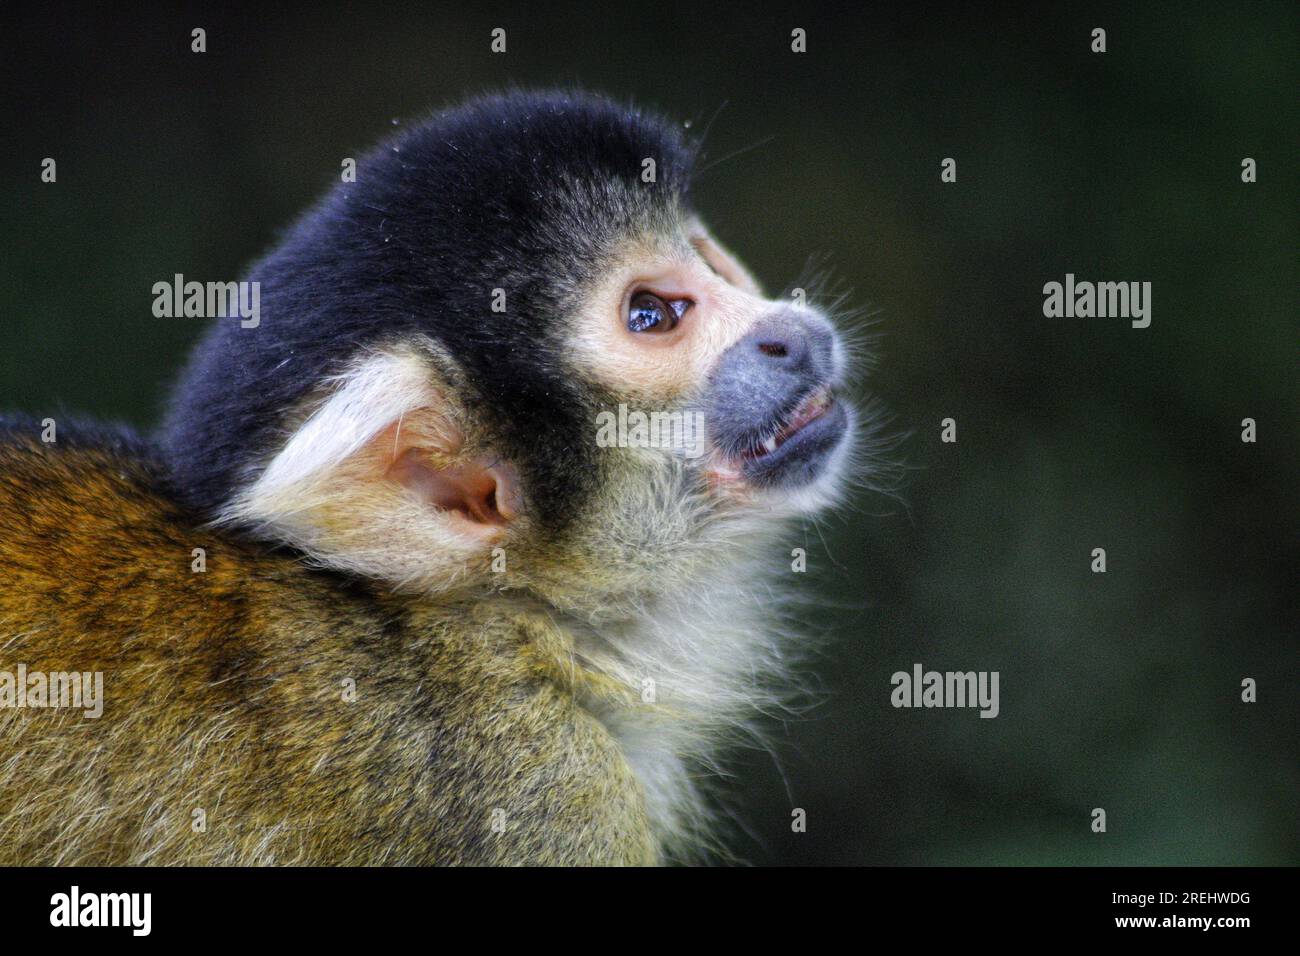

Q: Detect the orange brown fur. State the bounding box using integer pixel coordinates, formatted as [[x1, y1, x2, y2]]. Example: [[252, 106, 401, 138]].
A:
[[0, 433, 654, 865]]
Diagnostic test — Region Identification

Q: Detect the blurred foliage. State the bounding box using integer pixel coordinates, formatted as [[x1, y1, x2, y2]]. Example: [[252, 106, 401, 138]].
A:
[[1, 2, 1295, 864]]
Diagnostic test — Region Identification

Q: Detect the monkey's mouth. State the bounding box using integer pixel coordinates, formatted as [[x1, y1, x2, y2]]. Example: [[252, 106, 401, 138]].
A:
[[712, 386, 848, 489], [738, 387, 835, 462]]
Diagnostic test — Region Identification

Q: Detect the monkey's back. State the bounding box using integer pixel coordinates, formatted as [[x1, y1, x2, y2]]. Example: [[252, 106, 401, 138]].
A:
[[0, 423, 654, 864]]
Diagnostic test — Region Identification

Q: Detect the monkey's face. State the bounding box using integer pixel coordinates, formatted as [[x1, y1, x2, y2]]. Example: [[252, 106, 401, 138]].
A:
[[190, 92, 856, 603], [569, 220, 851, 508], [512, 214, 856, 610]]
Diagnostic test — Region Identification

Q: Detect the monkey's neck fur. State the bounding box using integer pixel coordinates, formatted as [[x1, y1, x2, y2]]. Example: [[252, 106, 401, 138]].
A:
[[483, 517, 798, 864]]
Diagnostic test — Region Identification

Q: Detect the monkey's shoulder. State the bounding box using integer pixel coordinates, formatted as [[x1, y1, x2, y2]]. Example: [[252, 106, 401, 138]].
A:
[[0, 415, 173, 539], [1, 414, 206, 553], [0, 415, 310, 648]]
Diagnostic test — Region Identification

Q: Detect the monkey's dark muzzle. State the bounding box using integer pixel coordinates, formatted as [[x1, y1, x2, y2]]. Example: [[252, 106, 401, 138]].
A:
[[705, 310, 848, 488]]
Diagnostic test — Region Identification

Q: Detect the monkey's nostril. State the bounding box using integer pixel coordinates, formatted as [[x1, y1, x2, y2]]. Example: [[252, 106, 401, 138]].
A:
[[757, 341, 788, 358]]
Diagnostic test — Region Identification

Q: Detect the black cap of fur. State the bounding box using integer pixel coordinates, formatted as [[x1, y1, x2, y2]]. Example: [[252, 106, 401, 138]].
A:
[[161, 89, 696, 534]]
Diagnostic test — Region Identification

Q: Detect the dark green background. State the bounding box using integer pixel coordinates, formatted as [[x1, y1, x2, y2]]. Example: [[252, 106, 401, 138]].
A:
[[3, 3, 1295, 864]]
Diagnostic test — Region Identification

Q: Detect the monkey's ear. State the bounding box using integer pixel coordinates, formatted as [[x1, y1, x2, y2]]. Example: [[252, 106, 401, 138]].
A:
[[220, 346, 520, 592], [380, 425, 521, 537]]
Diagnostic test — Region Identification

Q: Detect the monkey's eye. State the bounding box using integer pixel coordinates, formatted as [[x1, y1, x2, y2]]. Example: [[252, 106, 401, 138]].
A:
[[627, 292, 689, 334]]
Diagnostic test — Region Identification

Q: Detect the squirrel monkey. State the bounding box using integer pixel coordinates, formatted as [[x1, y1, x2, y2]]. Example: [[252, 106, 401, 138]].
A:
[[0, 90, 857, 865]]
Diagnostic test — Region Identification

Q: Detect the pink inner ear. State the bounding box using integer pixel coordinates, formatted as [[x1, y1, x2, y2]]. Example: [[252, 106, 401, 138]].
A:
[[387, 448, 520, 528]]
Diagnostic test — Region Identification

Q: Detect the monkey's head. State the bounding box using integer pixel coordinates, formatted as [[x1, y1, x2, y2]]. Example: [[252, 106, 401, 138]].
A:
[[164, 90, 857, 609]]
